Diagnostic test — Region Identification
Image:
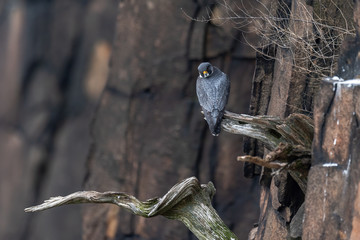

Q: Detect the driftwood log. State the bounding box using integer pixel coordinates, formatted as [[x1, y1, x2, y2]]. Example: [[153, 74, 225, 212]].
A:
[[26, 177, 238, 240]]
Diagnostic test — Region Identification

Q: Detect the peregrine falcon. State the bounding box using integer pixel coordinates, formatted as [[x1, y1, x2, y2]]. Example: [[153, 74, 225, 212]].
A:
[[196, 62, 230, 136]]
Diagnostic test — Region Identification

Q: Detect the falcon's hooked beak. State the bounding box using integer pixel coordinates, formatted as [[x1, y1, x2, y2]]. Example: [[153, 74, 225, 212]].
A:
[[203, 70, 209, 78]]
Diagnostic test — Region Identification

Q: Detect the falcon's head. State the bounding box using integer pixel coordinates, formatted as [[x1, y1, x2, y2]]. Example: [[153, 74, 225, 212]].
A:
[[198, 62, 214, 78]]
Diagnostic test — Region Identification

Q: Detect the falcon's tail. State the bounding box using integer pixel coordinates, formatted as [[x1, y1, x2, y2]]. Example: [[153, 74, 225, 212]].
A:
[[203, 110, 224, 136]]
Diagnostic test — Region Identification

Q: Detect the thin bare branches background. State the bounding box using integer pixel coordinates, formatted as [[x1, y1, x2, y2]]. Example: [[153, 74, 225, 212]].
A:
[[187, 0, 355, 78]]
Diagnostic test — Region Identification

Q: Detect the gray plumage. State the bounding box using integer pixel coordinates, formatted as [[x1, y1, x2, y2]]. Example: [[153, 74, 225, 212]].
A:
[[196, 62, 230, 136]]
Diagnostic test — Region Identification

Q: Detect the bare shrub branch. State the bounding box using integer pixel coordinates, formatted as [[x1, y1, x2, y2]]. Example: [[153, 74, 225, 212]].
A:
[[184, 0, 355, 78]]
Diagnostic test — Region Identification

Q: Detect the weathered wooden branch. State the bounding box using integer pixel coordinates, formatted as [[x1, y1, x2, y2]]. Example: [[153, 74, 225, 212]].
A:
[[237, 155, 287, 169], [222, 110, 313, 191], [222, 111, 314, 151], [25, 177, 238, 240], [237, 142, 311, 193]]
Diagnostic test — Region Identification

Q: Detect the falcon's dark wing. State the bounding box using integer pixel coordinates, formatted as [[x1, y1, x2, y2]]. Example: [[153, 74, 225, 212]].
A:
[[196, 67, 230, 113]]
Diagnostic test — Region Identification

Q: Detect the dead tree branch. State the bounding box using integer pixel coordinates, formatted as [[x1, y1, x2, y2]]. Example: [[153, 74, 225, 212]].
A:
[[25, 177, 238, 240], [223, 111, 313, 191]]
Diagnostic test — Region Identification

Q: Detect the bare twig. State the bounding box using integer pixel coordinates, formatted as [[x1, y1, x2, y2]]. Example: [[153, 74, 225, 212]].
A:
[[237, 155, 287, 169], [184, 0, 355, 78]]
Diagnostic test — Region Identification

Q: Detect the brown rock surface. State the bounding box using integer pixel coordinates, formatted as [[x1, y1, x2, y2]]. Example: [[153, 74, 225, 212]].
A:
[[1, 1, 261, 240], [0, 1, 117, 239], [302, 80, 360, 240], [83, 1, 259, 239]]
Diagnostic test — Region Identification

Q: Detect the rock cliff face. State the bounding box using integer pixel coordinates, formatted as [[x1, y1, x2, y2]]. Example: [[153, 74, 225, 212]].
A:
[[4, 0, 360, 239], [302, 52, 360, 240], [244, 0, 358, 239], [0, 1, 117, 240], [83, 1, 259, 239], [0, 1, 259, 240]]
